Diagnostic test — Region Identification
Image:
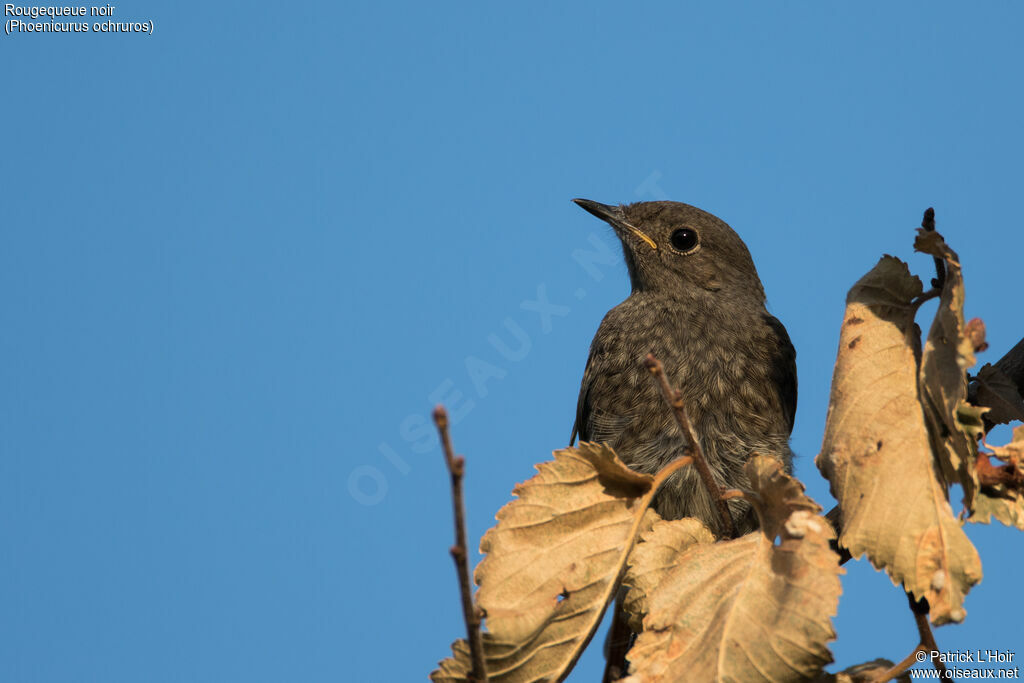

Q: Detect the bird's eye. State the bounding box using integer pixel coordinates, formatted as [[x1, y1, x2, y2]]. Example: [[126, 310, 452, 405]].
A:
[[669, 228, 699, 252]]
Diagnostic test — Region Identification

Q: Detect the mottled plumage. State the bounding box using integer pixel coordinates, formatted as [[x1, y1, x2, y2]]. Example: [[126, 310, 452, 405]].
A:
[[572, 199, 796, 536]]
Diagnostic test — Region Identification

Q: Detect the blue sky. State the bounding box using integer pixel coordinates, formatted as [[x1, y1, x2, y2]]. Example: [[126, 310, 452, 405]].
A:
[[3, 2, 1022, 681]]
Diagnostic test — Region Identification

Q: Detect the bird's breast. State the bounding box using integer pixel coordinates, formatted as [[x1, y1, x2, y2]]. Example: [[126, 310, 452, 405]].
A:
[[588, 297, 782, 440]]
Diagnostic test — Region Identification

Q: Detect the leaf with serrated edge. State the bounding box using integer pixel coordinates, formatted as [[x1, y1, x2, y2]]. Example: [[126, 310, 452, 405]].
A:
[[431, 443, 676, 683], [970, 425, 1024, 530], [973, 363, 1024, 426], [816, 255, 981, 625], [915, 229, 982, 506], [621, 456, 841, 683], [622, 518, 714, 633]]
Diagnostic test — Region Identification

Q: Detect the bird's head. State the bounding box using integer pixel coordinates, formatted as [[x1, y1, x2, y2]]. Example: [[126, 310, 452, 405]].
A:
[[573, 199, 766, 302]]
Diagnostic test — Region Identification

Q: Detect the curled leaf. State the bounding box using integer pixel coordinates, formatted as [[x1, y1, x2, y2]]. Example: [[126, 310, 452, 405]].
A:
[[972, 363, 1024, 427], [621, 456, 841, 683], [622, 518, 714, 633], [915, 229, 982, 505], [816, 255, 981, 625], [970, 425, 1024, 530], [965, 317, 989, 353]]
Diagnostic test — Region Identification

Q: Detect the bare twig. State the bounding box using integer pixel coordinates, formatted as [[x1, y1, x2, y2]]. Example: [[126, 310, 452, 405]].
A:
[[911, 207, 945, 309], [433, 406, 488, 683], [920, 206, 936, 232], [871, 644, 926, 683], [909, 594, 948, 679], [644, 353, 737, 539], [921, 207, 946, 290]]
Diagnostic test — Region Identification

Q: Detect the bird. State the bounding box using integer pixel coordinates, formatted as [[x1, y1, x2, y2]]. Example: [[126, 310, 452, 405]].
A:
[[571, 199, 797, 537]]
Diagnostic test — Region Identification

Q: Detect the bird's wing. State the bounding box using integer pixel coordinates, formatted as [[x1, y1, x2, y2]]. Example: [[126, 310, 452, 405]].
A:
[[570, 344, 595, 445], [764, 314, 798, 434], [572, 345, 636, 447]]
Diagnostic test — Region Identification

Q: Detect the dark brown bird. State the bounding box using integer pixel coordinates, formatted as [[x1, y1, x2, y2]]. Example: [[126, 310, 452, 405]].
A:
[[571, 199, 796, 536]]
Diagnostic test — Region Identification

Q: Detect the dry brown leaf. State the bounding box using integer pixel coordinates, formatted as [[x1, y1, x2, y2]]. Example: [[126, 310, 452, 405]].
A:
[[813, 659, 909, 683], [970, 425, 1024, 530], [973, 363, 1024, 427], [431, 443, 676, 683], [964, 317, 989, 352], [620, 456, 841, 683], [986, 424, 1024, 464], [621, 517, 715, 633], [972, 492, 1024, 530], [915, 229, 982, 505], [816, 255, 981, 625]]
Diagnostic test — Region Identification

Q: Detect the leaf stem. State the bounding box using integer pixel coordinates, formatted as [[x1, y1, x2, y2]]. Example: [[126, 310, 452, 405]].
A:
[[871, 644, 926, 683], [921, 207, 946, 288], [644, 354, 737, 539], [433, 405, 488, 683], [873, 594, 947, 682], [912, 207, 945, 310], [908, 594, 947, 680]]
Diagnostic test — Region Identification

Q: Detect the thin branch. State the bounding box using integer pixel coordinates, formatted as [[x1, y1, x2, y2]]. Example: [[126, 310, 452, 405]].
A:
[[433, 405, 488, 683], [871, 644, 926, 683], [911, 207, 945, 310], [910, 594, 947, 679], [920, 206, 936, 232], [921, 207, 946, 290], [911, 595, 947, 680], [644, 353, 737, 539], [910, 289, 941, 314]]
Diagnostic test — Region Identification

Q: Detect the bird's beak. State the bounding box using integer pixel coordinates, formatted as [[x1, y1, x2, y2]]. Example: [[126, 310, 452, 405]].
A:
[[572, 198, 657, 250]]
